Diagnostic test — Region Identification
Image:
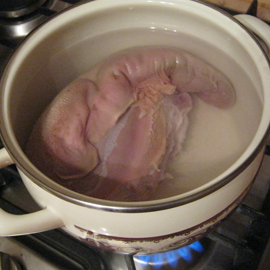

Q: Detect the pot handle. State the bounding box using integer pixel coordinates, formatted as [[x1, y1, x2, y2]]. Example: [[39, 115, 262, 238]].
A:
[[0, 148, 14, 168], [0, 148, 65, 236], [234, 14, 270, 51]]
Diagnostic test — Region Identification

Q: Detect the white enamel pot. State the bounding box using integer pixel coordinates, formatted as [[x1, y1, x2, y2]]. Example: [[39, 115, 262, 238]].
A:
[[0, 0, 270, 254]]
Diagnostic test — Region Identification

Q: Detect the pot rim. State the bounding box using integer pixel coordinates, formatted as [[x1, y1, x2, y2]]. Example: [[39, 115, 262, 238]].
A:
[[1, 0, 270, 213]]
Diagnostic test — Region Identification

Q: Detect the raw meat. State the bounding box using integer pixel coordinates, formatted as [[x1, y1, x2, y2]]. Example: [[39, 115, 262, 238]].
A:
[[25, 47, 235, 201]]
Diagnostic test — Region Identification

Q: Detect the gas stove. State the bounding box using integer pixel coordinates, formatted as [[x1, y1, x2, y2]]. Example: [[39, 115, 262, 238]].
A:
[[0, 0, 77, 77], [0, 0, 74, 47], [0, 0, 270, 269]]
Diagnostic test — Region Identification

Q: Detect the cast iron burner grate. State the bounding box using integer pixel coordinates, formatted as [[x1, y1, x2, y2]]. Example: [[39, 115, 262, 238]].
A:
[[0, 0, 85, 48], [207, 203, 270, 270]]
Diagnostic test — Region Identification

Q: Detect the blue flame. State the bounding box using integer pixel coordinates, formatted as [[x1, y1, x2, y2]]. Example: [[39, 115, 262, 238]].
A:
[[165, 251, 178, 267], [136, 241, 204, 269], [152, 254, 163, 269], [189, 241, 204, 253], [177, 246, 192, 262]]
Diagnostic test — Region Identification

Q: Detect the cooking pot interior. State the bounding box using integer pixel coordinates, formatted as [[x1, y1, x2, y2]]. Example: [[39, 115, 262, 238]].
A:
[[1, 0, 267, 199]]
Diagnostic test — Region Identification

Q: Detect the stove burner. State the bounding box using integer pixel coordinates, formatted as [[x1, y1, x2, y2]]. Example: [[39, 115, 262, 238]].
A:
[[133, 239, 211, 270], [0, 0, 47, 18], [0, 0, 73, 47]]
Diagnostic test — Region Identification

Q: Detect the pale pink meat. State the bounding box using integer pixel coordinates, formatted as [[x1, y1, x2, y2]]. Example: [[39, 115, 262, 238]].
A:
[[25, 47, 235, 201]]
